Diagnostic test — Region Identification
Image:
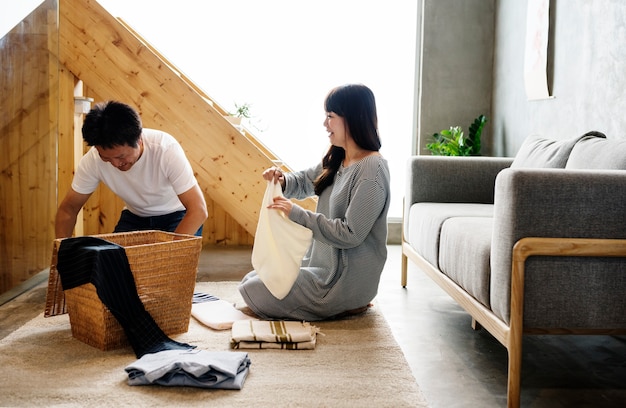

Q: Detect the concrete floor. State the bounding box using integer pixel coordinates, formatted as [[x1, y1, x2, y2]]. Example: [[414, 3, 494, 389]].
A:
[[1, 245, 625, 407]]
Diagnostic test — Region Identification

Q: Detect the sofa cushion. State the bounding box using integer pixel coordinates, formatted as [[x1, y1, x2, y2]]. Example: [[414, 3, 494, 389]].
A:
[[510, 134, 594, 168], [439, 217, 493, 308], [566, 135, 626, 169], [407, 203, 493, 268]]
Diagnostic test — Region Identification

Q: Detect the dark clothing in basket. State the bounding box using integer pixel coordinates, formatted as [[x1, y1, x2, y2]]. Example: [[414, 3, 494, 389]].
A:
[[56, 236, 195, 358]]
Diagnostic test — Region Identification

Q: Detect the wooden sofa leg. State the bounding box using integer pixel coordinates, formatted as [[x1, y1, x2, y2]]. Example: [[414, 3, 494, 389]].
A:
[[508, 237, 528, 408], [471, 318, 482, 331], [401, 251, 408, 288], [507, 343, 522, 408]]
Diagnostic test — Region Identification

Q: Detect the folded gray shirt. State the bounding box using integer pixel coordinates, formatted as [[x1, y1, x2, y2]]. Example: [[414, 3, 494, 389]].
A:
[[125, 349, 251, 390]]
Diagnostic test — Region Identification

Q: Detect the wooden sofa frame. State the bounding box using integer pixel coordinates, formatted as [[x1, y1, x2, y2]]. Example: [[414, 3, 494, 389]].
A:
[[401, 236, 626, 408]]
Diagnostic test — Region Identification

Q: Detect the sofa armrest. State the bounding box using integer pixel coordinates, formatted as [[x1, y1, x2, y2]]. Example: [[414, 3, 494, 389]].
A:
[[490, 168, 626, 324], [404, 156, 513, 218]]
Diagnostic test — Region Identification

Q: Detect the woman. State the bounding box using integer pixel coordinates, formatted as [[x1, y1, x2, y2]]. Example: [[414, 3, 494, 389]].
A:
[[238, 84, 391, 321]]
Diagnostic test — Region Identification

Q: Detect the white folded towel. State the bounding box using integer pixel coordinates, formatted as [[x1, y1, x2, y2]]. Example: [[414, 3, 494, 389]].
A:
[[230, 320, 320, 350], [192, 296, 256, 330]]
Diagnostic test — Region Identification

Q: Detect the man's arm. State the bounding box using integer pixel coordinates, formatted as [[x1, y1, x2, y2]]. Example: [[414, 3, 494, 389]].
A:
[[55, 189, 91, 238], [174, 184, 208, 236]]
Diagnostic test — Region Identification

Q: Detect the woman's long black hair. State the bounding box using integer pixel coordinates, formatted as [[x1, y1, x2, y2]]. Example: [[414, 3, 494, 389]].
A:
[[313, 84, 381, 196]]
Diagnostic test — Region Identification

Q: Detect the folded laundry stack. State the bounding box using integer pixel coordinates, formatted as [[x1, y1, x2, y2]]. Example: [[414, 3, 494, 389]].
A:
[[125, 349, 251, 390], [230, 320, 321, 350]]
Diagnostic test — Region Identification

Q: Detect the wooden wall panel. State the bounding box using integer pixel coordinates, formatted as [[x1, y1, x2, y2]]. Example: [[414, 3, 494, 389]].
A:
[[0, 0, 63, 293]]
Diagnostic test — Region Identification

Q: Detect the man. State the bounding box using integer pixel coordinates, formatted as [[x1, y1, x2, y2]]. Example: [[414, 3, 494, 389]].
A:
[[55, 100, 207, 238]]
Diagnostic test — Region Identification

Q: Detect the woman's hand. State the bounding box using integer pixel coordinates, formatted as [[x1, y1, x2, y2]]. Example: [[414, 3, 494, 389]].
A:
[[262, 166, 285, 187], [267, 195, 294, 216]]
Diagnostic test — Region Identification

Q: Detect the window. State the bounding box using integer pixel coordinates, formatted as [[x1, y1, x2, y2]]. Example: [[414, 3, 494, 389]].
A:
[[102, 0, 416, 218]]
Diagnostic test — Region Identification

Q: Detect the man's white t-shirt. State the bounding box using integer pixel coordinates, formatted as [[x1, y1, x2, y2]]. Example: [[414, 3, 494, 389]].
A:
[[71, 129, 198, 217]]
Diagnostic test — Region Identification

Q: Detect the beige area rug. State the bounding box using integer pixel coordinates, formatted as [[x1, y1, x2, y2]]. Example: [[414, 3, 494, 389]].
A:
[[0, 282, 427, 408]]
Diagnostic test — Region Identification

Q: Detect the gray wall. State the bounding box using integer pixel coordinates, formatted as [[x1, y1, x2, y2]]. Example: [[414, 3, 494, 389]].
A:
[[415, 0, 496, 155], [416, 0, 626, 158], [492, 0, 626, 156]]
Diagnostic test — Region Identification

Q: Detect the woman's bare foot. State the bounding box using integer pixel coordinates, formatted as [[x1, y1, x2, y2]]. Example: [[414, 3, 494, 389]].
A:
[[236, 304, 261, 318]]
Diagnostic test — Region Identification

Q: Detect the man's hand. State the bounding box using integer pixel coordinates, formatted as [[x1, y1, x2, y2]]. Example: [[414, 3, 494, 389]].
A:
[[175, 184, 208, 236]]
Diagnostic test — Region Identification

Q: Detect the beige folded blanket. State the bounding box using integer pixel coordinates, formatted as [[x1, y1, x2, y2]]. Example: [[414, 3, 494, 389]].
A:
[[230, 320, 320, 350]]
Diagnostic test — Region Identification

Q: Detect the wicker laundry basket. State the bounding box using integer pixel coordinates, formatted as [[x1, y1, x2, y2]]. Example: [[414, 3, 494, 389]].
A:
[[45, 230, 202, 351]]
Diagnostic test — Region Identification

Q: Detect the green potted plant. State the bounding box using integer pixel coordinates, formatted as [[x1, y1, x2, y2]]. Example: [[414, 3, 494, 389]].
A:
[[225, 102, 252, 127], [426, 114, 487, 156]]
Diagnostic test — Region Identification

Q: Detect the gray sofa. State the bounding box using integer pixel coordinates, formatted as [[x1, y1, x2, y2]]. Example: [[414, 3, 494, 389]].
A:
[[401, 132, 626, 408]]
